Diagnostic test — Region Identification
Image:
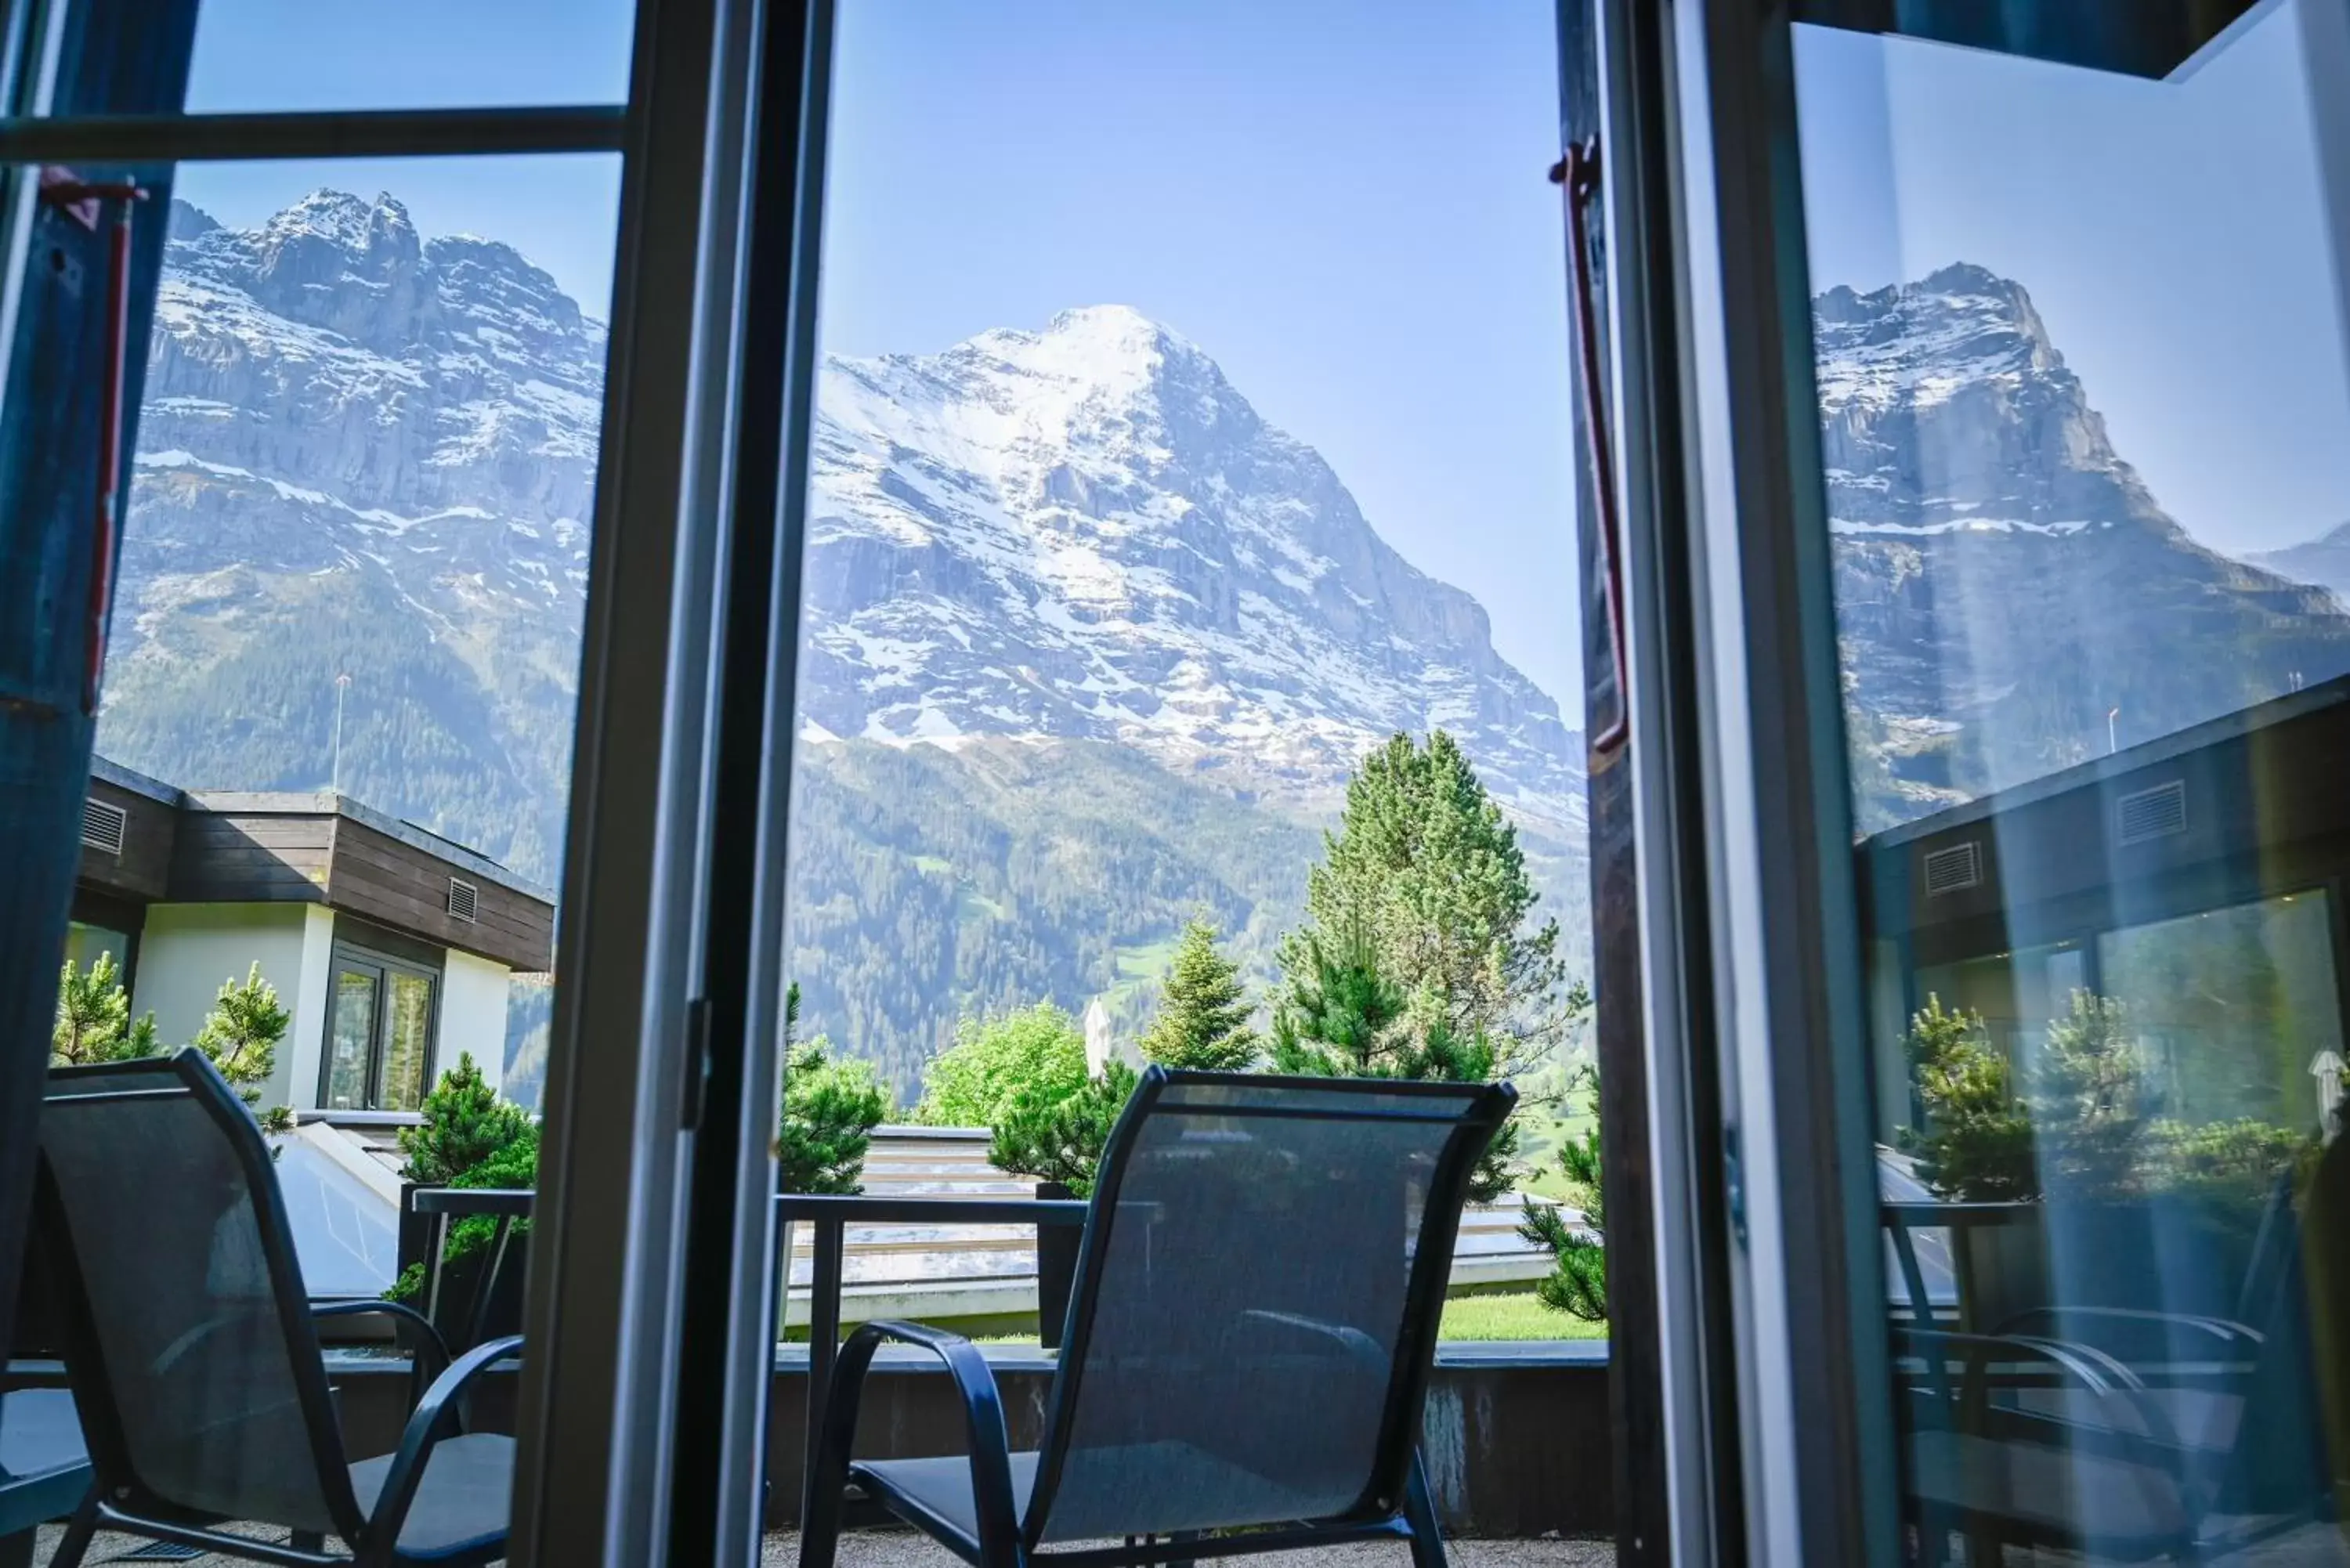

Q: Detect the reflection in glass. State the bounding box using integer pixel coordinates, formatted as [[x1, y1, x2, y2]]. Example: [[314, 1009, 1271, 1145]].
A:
[[1803, 2, 2350, 1559], [183, 0, 637, 114], [383, 970, 436, 1111], [107, 157, 616, 1118], [324, 966, 376, 1111]]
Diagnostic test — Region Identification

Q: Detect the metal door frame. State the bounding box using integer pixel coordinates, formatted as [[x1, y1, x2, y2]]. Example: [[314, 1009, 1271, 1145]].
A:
[[1574, 2, 1900, 1561], [0, 1, 804, 1561]]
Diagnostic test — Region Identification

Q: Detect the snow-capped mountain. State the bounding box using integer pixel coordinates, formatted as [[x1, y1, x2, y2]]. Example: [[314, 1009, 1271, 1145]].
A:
[[100, 192, 1585, 887], [107, 192, 604, 879], [801, 305, 1584, 831], [1816, 262, 2350, 829]]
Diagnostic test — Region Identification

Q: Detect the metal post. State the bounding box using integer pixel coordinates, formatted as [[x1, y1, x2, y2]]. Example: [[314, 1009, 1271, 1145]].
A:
[[801, 1217, 845, 1518]]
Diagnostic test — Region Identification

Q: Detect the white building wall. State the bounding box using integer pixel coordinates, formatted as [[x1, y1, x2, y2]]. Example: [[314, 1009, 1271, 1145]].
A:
[[130, 903, 323, 1110], [436, 947, 513, 1096]]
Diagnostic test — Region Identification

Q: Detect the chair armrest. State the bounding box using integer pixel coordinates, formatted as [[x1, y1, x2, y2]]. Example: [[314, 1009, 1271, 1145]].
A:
[[808, 1321, 1021, 1559], [1990, 1305, 2263, 1360], [309, 1299, 453, 1384], [1896, 1325, 2195, 1509], [358, 1334, 524, 1552]]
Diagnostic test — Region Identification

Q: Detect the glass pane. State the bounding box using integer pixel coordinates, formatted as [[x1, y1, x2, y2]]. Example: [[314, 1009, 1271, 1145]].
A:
[[381, 970, 436, 1112], [102, 153, 610, 1131], [180, 0, 636, 113], [781, 1, 1595, 1361], [1799, 3, 2350, 1559], [323, 966, 377, 1111]]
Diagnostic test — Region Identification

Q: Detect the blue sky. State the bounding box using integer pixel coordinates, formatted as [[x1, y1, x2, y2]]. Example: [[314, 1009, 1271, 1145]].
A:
[[175, 1, 2350, 716]]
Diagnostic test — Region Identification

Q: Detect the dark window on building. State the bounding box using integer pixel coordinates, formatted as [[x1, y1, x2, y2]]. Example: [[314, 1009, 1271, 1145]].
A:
[[320, 941, 440, 1112]]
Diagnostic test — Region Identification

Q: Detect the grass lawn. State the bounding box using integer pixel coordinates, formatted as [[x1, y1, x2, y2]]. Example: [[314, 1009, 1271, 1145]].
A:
[[964, 1292, 1603, 1347], [1440, 1289, 1606, 1341]]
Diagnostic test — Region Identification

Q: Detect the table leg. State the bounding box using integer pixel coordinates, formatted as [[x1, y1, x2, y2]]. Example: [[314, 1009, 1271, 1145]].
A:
[[0, 1526, 31, 1568], [801, 1218, 845, 1522]]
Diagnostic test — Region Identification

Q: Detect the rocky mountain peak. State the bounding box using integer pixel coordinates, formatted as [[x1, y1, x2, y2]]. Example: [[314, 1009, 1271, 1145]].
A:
[[255, 189, 421, 281], [1820, 262, 2350, 829], [803, 307, 1582, 830], [1812, 262, 2159, 540], [888, 304, 1253, 479]]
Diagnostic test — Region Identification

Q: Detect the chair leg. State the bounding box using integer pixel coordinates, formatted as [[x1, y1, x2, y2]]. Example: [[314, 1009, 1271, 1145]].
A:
[[1403, 1450, 1448, 1568], [45, 1491, 99, 1568], [1167, 1529, 1198, 1568]]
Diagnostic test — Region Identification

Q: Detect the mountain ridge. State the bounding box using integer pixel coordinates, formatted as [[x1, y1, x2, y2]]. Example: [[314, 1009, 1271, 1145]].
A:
[[1813, 261, 2350, 828], [99, 191, 1595, 1086]]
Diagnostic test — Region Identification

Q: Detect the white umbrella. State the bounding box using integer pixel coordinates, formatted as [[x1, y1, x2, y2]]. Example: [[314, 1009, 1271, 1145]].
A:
[[1084, 997, 1112, 1079]]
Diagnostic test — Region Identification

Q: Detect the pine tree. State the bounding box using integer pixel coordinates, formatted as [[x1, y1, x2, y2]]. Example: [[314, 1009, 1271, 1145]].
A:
[[1900, 995, 2037, 1201], [192, 963, 290, 1107], [1520, 1068, 1607, 1321], [2034, 988, 2150, 1199], [1137, 917, 1259, 1071], [777, 983, 890, 1194], [1267, 930, 1405, 1077], [400, 1052, 533, 1185], [52, 953, 159, 1066], [1269, 929, 1520, 1201], [1281, 730, 1572, 1069], [990, 1060, 1139, 1198]]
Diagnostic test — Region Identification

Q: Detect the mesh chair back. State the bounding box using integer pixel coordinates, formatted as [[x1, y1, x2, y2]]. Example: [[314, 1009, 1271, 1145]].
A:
[[1025, 1070, 1513, 1544], [39, 1051, 360, 1537]]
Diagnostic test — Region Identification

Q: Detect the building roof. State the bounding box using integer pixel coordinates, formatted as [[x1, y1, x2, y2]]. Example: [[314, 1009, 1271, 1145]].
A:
[[78, 757, 556, 971]]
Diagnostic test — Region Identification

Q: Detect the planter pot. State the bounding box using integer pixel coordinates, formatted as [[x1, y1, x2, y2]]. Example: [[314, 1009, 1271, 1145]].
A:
[[1036, 1182, 1082, 1349], [426, 1228, 530, 1353]]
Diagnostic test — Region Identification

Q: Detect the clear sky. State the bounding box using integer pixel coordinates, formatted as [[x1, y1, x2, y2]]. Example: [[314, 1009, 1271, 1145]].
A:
[[173, 1, 2350, 715]]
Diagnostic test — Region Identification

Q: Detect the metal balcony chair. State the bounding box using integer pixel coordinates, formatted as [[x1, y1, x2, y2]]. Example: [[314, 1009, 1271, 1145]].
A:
[[34, 1050, 521, 1568], [1898, 1131, 2350, 1564], [2, 1209, 93, 1568], [803, 1067, 1518, 1568]]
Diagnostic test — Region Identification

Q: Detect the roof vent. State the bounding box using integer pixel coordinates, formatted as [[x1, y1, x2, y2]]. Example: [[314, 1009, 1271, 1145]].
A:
[[446, 877, 479, 923], [81, 798, 128, 857], [2117, 779, 2187, 847], [1922, 840, 1983, 897]]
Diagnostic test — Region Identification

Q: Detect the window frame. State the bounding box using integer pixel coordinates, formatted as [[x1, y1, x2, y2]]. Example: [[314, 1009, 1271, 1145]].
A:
[[318, 938, 443, 1114], [0, 0, 802, 1561], [1591, 2, 2350, 1563], [1579, 0, 1900, 1559]]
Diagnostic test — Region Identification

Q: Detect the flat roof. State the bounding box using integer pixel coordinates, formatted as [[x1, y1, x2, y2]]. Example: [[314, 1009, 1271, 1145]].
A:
[[89, 753, 186, 808], [1861, 671, 2350, 853], [186, 788, 555, 904], [92, 753, 555, 905]]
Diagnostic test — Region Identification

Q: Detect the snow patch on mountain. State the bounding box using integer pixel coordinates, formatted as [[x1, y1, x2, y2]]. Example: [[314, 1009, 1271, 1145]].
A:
[[801, 304, 1586, 831]]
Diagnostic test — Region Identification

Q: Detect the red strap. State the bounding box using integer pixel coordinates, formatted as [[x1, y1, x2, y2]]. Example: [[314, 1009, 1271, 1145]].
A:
[[1553, 141, 1630, 759], [38, 169, 146, 714]]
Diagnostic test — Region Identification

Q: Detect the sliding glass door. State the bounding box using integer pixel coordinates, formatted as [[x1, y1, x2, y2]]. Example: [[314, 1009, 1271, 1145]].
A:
[[1, 0, 812, 1561], [1590, 0, 2350, 1559]]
